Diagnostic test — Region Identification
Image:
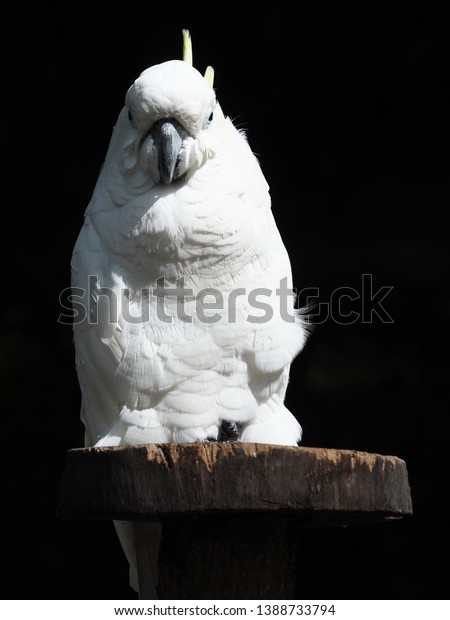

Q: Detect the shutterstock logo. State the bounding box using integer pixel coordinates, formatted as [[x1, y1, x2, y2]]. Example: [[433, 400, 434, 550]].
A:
[[58, 274, 394, 326], [298, 274, 394, 325]]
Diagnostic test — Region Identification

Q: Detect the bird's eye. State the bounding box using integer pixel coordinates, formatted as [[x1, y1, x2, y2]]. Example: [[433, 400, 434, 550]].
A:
[[203, 106, 214, 128], [128, 109, 133, 122]]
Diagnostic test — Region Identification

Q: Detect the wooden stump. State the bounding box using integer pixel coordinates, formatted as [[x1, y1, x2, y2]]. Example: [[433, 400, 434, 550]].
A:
[[58, 443, 413, 598]]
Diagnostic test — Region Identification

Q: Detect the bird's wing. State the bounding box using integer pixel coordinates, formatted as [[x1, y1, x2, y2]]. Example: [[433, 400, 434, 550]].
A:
[[71, 214, 124, 446]]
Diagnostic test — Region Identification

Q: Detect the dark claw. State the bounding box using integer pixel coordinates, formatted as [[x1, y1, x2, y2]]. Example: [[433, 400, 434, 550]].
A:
[[218, 420, 242, 442]]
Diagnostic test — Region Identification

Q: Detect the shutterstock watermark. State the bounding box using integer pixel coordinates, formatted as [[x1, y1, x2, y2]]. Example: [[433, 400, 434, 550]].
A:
[[58, 274, 394, 326], [297, 274, 394, 325]]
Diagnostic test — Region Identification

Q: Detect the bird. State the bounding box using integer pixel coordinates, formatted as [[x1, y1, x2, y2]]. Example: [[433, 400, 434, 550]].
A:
[[71, 30, 308, 598]]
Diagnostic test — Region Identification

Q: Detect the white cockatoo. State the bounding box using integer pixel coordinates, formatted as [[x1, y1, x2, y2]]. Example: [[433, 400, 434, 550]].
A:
[[71, 31, 308, 597]]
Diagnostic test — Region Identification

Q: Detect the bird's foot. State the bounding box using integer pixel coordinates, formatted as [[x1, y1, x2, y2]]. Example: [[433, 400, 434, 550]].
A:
[[206, 419, 242, 442]]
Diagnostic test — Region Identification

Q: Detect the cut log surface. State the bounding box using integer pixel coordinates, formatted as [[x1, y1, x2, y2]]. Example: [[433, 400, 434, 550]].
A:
[[58, 443, 412, 524], [58, 443, 413, 598]]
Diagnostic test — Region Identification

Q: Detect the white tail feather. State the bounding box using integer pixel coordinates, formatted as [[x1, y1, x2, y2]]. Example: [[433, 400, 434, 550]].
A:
[[114, 520, 162, 599]]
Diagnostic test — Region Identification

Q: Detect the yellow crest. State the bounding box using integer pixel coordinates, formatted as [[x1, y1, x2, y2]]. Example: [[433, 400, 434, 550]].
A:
[[182, 29, 214, 89]]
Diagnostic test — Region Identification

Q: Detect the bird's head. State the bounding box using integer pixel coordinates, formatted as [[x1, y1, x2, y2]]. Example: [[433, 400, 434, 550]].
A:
[[120, 30, 217, 185]]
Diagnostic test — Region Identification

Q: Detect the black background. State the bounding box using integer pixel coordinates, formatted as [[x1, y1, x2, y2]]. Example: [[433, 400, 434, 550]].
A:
[[2, 3, 449, 600]]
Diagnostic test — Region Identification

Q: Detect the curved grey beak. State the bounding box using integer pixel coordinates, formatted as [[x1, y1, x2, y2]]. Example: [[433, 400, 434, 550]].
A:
[[151, 118, 185, 185]]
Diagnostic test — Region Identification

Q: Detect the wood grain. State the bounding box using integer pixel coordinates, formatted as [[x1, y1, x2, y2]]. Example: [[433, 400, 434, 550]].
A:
[[58, 443, 413, 523]]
